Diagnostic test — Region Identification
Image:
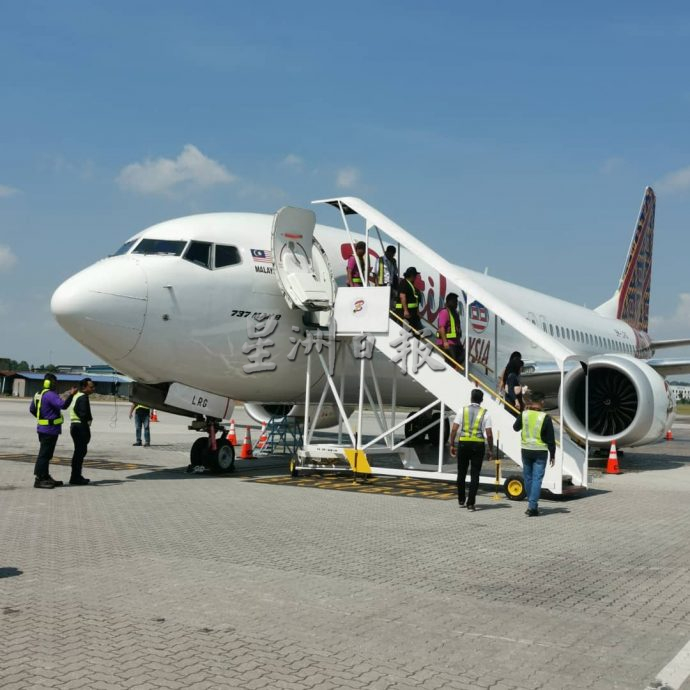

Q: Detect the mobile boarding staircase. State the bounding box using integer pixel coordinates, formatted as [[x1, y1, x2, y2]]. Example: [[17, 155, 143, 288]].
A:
[[269, 200, 588, 497]]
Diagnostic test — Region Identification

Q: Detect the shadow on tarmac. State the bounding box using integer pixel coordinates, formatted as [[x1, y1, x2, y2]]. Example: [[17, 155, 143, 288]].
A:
[[126, 460, 291, 482], [0, 567, 23, 579], [589, 454, 690, 472]]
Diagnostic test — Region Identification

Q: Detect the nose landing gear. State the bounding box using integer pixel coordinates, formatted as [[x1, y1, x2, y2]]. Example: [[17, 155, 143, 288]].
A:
[[188, 417, 236, 474]]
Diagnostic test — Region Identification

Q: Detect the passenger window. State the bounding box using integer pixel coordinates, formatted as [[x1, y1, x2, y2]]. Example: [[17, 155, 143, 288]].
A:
[[549, 324, 554, 336], [215, 244, 241, 268], [184, 241, 212, 269], [133, 239, 186, 256]]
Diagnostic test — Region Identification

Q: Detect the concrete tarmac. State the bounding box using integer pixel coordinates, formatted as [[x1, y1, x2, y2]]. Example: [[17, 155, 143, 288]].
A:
[[1, 398, 689, 689]]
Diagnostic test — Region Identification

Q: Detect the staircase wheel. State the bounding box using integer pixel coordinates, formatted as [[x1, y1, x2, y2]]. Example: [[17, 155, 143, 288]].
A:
[[504, 474, 526, 501]]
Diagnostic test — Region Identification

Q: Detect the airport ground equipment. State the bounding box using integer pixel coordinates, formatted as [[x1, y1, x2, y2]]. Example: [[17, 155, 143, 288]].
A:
[[255, 416, 303, 457], [270, 199, 589, 496]]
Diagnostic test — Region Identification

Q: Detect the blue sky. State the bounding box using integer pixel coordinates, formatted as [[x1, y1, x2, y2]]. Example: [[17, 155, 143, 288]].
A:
[[1, 1, 690, 366]]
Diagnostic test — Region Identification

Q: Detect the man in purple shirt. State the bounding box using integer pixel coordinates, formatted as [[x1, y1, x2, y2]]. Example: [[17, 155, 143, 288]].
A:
[[28, 373, 77, 488]]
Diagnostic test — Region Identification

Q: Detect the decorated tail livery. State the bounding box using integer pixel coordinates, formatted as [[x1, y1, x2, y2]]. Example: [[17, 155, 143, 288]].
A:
[[616, 187, 655, 333]]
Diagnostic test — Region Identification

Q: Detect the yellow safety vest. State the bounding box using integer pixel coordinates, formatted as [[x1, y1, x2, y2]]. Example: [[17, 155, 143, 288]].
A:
[[377, 257, 396, 286], [395, 280, 419, 309], [34, 389, 63, 427], [520, 410, 547, 450], [459, 406, 486, 443], [69, 392, 84, 422], [436, 308, 457, 340], [134, 404, 149, 412]]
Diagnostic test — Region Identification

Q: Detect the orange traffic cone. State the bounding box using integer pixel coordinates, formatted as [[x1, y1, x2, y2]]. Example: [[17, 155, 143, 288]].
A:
[[227, 419, 237, 445], [256, 422, 268, 450], [665, 429, 673, 441], [150, 409, 158, 422], [604, 441, 622, 474], [239, 426, 254, 459]]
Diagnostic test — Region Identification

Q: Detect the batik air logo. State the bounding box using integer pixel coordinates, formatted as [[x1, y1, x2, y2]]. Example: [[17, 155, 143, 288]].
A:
[[353, 299, 365, 314], [339, 244, 493, 371]]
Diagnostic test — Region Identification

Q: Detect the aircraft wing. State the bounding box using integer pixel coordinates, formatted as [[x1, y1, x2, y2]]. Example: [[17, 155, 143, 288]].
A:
[[649, 338, 690, 350], [523, 358, 690, 382], [645, 358, 690, 376]]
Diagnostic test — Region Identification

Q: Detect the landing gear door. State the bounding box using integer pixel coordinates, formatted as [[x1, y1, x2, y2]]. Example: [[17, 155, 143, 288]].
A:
[[271, 206, 336, 311]]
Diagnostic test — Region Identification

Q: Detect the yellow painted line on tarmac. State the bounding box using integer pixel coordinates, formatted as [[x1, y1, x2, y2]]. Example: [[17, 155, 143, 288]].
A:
[[250, 474, 457, 500], [0, 453, 161, 471]]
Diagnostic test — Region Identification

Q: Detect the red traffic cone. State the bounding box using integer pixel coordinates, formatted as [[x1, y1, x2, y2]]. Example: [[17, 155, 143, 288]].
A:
[[227, 419, 238, 445], [665, 429, 673, 441], [239, 426, 254, 459], [256, 421, 268, 450], [150, 409, 158, 422], [604, 441, 622, 474]]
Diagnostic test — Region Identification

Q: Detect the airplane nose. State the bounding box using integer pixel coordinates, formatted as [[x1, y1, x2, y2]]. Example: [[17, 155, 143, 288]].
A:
[[51, 259, 148, 362]]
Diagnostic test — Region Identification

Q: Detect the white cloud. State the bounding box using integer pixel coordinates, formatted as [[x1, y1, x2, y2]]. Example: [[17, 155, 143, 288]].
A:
[[280, 154, 304, 171], [117, 144, 237, 195], [599, 157, 625, 175], [649, 293, 690, 338], [336, 166, 360, 190], [0, 245, 17, 272], [0, 184, 19, 198], [654, 166, 690, 194]]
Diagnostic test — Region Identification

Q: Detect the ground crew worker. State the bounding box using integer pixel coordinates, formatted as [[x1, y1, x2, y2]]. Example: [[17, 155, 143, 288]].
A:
[[28, 373, 77, 489], [346, 241, 369, 287], [68, 377, 95, 485], [449, 388, 493, 511], [376, 245, 398, 306], [396, 266, 423, 331], [129, 402, 151, 446], [512, 390, 555, 517], [436, 292, 464, 369]]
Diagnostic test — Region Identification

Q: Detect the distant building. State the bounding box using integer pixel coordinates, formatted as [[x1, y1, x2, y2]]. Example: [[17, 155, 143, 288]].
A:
[[0, 370, 17, 395], [10, 371, 132, 399], [670, 384, 690, 403]]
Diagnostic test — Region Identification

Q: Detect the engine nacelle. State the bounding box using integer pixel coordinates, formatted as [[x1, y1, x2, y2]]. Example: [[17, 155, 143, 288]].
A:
[[561, 355, 675, 447], [243, 402, 353, 429]]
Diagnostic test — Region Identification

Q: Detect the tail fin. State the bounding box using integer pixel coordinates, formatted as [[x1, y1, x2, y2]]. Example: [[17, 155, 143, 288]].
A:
[[595, 187, 655, 332]]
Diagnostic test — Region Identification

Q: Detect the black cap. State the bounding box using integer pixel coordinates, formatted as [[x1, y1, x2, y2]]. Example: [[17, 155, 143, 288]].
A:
[[404, 266, 419, 278]]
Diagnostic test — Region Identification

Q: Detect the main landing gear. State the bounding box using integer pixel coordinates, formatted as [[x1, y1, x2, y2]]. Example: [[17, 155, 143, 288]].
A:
[[187, 417, 235, 474]]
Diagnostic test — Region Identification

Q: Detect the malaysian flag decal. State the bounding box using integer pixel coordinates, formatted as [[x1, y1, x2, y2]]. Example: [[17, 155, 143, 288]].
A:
[[251, 249, 273, 264]]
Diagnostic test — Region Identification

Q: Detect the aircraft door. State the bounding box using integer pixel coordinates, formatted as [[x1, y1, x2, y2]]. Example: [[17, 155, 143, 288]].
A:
[[271, 206, 336, 311]]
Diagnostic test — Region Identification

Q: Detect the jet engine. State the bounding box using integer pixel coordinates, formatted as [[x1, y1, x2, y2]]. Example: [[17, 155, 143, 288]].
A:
[[244, 402, 353, 429], [561, 355, 675, 447]]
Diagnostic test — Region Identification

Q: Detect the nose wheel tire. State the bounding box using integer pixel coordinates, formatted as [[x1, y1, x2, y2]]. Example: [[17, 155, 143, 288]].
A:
[[202, 438, 236, 474], [190, 437, 208, 467], [504, 474, 526, 500]]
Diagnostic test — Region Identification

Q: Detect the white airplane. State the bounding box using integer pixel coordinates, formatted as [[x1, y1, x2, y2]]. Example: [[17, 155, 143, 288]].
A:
[[51, 187, 690, 470]]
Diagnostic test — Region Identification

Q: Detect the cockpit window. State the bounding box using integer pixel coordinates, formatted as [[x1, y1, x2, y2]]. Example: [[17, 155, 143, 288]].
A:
[[215, 244, 241, 268], [132, 239, 186, 256], [111, 239, 137, 256], [183, 241, 212, 269]]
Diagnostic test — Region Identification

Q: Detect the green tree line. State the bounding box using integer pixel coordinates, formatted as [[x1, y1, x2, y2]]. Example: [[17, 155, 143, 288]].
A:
[[0, 358, 57, 372]]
